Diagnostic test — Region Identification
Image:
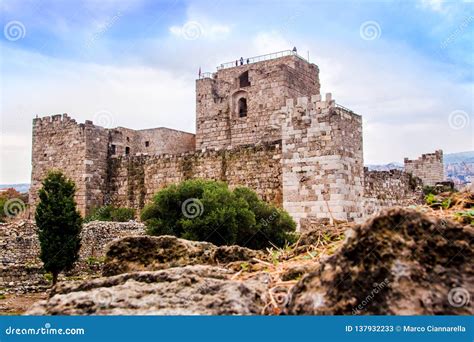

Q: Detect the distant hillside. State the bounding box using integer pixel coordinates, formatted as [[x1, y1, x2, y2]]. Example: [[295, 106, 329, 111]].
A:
[[443, 151, 474, 164], [367, 151, 474, 186], [0, 183, 30, 193], [366, 162, 403, 171]]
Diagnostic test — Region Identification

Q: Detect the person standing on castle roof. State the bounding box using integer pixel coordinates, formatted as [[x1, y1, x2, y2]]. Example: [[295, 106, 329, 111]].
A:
[[246, 58, 250, 64], [292, 46, 297, 53], [240, 57, 244, 65], [235, 60, 238, 66]]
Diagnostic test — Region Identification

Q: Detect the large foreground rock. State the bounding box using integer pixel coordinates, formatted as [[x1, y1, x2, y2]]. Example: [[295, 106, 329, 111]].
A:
[[103, 235, 261, 276], [286, 208, 474, 315], [27, 265, 269, 315]]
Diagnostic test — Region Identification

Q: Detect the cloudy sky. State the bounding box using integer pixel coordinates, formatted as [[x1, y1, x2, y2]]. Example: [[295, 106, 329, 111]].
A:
[[0, 0, 473, 184]]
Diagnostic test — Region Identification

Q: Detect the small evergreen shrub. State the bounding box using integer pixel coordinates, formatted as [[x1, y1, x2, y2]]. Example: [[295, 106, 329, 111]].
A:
[[84, 205, 135, 222], [141, 179, 296, 249], [35, 171, 82, 285]]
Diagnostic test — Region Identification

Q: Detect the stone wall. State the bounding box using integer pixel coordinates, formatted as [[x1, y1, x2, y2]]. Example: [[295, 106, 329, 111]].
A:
[[0, 220, 144, 292], [109, 127, 195, 157], [29, 53, 440, 229], [404, 150, 444, 186], [30, 115, 196, 215], [107, 142, 283, 209], [363, 168, 423, 217], [30, 114, 89, 216], [280, 94, 364, 229], [196, 54, 319, 150]]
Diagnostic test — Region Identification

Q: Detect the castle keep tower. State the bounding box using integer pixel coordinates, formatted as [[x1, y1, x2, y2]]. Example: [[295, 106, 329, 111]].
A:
[[29, 50, 371, 228], [279, 94, 364, 228], [195, 51, 319, 150]]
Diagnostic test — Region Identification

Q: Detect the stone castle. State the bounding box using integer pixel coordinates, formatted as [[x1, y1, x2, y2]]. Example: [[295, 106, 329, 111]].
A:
[[29, 50, 444, 230]]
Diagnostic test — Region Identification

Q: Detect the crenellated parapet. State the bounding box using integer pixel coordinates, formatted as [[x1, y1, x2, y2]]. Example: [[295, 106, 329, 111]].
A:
[[279, 93, 364, 229], [404, 150, 444, 186]]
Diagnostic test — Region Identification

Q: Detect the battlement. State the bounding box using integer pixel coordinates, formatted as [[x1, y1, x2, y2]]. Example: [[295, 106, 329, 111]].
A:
[[29, 50, 438, 229], [195, 52, 320, 151], [404, 150, 443, 164], [279, 92, 364, 228], [404, 150, 444, 186], [276, 93, 362, 134], [33, 113, 78, 126]]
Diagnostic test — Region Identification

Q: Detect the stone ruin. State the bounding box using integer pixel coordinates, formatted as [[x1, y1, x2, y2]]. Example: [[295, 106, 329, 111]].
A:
[[404, 150, 444, 186], [28, 50, 444, 229], [0, 220, 144, 293]]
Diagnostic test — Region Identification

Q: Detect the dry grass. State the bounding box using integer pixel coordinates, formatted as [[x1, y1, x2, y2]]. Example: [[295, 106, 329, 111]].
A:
[[413, 190, 474, 225], [233, 190, 473, 315], [233, 222, 351, 314]]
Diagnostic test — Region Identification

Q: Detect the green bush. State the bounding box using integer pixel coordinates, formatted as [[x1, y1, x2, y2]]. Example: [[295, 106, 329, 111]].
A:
[[84, 205, 135, 223], [110, 207, 135, 222], [141, 179, 296, 249], [35, 171, 82, 285]]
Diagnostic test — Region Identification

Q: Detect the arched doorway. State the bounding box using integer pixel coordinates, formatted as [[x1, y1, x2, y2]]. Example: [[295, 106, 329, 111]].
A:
[[238, 98, 247, 117]]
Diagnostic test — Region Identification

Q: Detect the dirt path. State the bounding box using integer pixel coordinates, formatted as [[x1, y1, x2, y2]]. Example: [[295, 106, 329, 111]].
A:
[[0, 292, 47, 315]]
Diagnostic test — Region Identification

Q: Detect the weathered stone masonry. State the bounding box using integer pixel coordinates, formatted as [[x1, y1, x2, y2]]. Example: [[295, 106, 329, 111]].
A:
[[0, 220, 144, 292], [363, 168, 423, 217], [279, 94, 364, 229], [29, 51, 438, 228], [404, 150, 444, 186], [108, 142, 283, 209]]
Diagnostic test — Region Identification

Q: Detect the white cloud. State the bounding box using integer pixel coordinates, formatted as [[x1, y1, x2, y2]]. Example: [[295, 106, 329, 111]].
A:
[[0, 45, 195, 183], [1, 25, 472, 183], [169, 20, 230, 40], [421, 0, 444, 12], [252, 31, 292, 54]]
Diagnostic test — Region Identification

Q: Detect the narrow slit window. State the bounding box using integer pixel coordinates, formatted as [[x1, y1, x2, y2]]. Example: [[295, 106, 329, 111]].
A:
[[239, 71, 250, 87]]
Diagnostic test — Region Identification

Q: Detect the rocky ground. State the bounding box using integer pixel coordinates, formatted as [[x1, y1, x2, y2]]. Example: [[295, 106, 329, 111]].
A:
[[3, 192, 473, 315]]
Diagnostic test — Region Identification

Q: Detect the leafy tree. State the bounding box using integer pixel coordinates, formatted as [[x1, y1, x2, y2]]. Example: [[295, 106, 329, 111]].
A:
[[0, 188, 28, 222], [35, 171, 82, 285], [141, 179, 296, 249]]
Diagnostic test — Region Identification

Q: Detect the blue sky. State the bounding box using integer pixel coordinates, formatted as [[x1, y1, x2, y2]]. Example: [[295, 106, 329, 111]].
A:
[[1, 0, 473, 183]]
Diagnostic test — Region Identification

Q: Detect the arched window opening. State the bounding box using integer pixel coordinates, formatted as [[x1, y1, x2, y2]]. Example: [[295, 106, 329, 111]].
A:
[[238, 98, 248, 118], [239, 71, 250, 88], [125, 146, 130, 155]]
